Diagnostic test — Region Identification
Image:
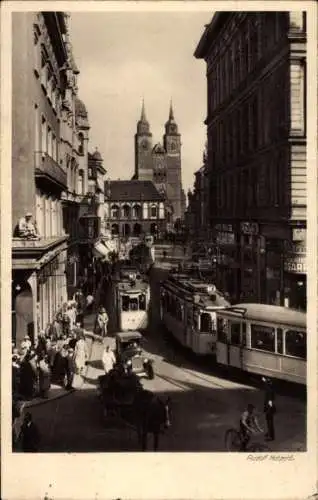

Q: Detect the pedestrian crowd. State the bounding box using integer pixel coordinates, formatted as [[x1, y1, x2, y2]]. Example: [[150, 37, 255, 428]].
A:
[[12, 322, 89, 403]]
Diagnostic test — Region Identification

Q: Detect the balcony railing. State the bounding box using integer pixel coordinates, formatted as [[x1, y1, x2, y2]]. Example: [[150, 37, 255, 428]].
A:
[[35, 151, 67, 190]]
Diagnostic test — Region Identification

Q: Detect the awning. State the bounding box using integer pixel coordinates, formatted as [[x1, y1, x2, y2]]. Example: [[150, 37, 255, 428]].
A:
[[93, 241, 110, 260]]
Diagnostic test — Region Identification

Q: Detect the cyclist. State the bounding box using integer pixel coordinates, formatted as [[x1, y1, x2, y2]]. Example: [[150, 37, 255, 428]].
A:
[[239, 403, 263, 451]]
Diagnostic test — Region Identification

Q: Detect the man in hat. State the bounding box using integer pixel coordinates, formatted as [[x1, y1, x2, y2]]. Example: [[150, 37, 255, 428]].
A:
[[96, 307, 109, 338], [18, 213, 39, 239], [262, 377, 276, 441]]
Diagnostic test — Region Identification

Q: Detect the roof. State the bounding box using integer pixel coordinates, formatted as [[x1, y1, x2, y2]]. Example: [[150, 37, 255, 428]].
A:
[[152, 143, 165, 154], [107, 180, 164, 202], [116, 331, 143, 341], [194, 13, 231, 59], [75, 97, 88, 118], [92, 149, 103, 161], [219, 304, 306, 329]]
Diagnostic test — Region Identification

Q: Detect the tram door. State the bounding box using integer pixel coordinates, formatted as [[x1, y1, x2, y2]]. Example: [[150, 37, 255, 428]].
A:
[[228, 321, 242, 368]]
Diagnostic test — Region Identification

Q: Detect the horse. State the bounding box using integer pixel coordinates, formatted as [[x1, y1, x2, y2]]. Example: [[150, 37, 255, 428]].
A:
[[133, 389, 172, 451], [99, 374, 171, 451]]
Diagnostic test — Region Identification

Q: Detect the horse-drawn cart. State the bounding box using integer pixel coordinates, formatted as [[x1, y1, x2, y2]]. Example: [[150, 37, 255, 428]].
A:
[[97, 369, 171, 451]]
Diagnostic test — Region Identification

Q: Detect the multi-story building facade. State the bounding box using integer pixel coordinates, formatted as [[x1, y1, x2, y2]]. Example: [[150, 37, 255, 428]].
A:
[[103, 180, 167, 238], [12, 12, 90, 345], [185, 150, 210, 243], [133, 101, 185, 225], [195, 12, 307, 309]]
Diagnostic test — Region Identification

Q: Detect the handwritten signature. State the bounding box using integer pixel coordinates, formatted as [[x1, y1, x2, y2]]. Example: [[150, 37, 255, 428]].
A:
[[247, 454, 295, 462]]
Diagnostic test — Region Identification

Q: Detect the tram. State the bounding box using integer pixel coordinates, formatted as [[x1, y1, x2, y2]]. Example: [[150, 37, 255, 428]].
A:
[[112, 266, 150, 332], [215, 304, 306, 385], [159, 273, 230, 355]]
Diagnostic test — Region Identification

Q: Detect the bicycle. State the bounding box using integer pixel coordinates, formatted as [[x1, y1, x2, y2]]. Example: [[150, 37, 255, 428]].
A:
[[225, 427, 271, 452]]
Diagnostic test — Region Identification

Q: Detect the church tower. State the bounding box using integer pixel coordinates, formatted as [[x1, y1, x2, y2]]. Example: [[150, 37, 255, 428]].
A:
[[163, 101, 183, 221], [134, 100, 153, 181]]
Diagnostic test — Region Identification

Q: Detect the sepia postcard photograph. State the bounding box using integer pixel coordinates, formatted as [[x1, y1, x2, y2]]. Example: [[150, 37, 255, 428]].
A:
[[1, 1, 317, 499]]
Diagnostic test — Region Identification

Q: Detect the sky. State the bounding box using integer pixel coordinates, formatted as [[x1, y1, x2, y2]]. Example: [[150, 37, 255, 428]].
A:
[[69, 11, 211, 194]]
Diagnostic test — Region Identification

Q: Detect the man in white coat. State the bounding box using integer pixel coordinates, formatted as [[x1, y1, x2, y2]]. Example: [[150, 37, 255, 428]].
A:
[[102, 345, 116, 374]]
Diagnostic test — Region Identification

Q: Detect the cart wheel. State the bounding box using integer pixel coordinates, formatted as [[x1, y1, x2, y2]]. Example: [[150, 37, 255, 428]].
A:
[[225, 428, 241, 452]]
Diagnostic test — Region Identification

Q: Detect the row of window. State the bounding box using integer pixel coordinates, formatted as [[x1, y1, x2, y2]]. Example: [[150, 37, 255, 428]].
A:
[[209, 13, 289, 112], [210, 148, 287, 215], [109, 204, 160, 219], [34, 24, 61, 115], [37, 112, 59, 162], [35, 190, 64, 238], [209, 65, 289, 171], [217, 318, 306, 359], [161, 292, 216, 334]]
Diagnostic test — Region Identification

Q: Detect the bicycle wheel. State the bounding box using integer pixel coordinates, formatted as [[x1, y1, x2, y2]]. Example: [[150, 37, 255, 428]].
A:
[[249, 442, 271, 452], [225, 428, 242, 452]]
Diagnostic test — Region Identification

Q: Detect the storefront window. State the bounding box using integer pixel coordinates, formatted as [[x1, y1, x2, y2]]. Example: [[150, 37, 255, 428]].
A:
[[251, 324, 275, 352], [285, 330, 306, 359], [230, 322, 241, 345]]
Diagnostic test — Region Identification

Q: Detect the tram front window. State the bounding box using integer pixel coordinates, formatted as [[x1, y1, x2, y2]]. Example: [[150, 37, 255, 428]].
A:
[[122, 295, 139, 311], [285, 330, 306, 359], [251, 324, 275, 352]]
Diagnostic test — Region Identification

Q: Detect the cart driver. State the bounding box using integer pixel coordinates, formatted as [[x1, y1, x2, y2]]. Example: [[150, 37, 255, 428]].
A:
[[239, 404, 263, 451]]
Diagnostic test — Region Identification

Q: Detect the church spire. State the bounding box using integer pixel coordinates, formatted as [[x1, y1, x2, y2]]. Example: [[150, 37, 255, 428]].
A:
[[164, 100, 178, 135], [169, 99, 174, 121], [136, 98, 151, 136], [140, 97, 147, 122]]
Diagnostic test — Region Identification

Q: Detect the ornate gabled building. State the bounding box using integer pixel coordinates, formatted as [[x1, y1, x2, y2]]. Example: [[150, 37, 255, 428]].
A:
[[103, 180, 166, 239], [133, 100, 185, 227]]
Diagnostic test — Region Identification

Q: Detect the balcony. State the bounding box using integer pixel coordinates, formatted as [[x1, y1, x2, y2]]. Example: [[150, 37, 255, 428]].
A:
[[35, 151, 67, 190]]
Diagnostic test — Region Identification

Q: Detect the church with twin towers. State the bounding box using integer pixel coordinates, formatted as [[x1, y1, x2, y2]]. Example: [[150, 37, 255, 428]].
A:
[[132, 100, 186, 222]]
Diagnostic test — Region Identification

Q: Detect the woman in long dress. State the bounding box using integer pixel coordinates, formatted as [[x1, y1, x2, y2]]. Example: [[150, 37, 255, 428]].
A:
[[73, 334, 88, 375]]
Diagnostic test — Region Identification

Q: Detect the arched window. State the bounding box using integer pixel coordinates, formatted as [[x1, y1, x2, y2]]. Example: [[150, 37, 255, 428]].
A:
[[78, 133, 84, 155], [122, 204, 131, 218], [150, 204, 157, 218], [111, 224, 119, 235], [111, 204, 119, 218], [132, 204, 141, 218]]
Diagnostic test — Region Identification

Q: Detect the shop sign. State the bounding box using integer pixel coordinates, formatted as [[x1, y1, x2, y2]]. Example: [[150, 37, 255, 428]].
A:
[[284, 241, 306, 254], [216, 232, 235, 245], [284, 255, 306, 273], [214, 223, 233, 233], [241, 222, 259, 235], [292, 228, 306, 242]]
